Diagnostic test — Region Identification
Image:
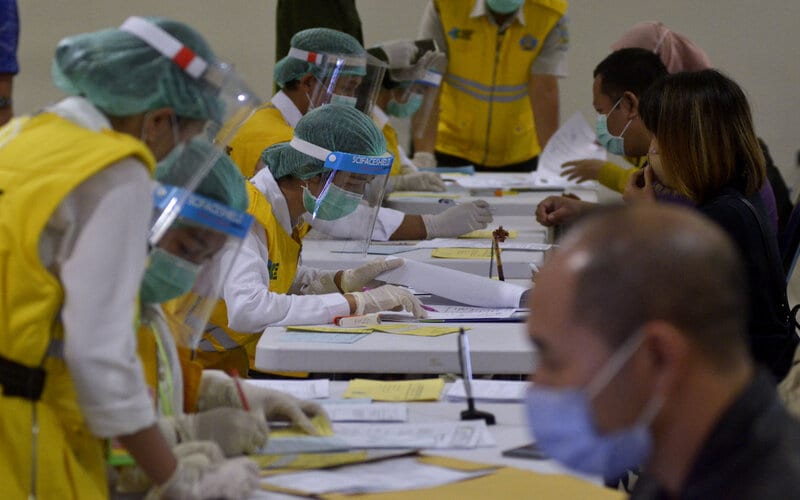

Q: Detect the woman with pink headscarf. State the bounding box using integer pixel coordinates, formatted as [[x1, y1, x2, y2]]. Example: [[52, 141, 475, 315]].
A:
[[611, 21, 711, 73]]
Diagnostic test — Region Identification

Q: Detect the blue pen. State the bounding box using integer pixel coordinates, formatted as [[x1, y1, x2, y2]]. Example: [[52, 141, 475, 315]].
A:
[[438, 198, 458, 205]]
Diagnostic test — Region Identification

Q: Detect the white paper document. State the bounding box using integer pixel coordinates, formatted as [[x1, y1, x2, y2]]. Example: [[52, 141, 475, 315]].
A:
[[379, 258, 529, 308], [532, 112, 606, 187], [454, 173, 540, 190], [381, 305, 521, 322], [245, 378, 330, 399], [322, 403, 409, 422], [262, 456, 495, 495], [416, 238, 552, 251], [331, 420, 495, 449], [446, 379, 528, 402]]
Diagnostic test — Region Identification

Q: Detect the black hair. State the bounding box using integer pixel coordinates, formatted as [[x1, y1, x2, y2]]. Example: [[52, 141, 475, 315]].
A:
[[593, 48, 668, 101]]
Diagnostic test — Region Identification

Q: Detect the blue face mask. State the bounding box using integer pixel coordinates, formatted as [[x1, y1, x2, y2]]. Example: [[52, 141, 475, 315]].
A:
[[139, 248, 201, 304], [486, 0, 524, 14], [595, 98, 632, 156], [387, 93, 424, 118], [329, 94, 358, 108], [302, 183, 362, 221], [525, 333, 662, 480]]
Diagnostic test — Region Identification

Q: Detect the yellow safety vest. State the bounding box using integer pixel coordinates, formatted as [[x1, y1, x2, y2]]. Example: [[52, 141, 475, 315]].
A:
[[199, 181, 307, 374], [0, 113, 154, 499], [373, 110, 404, 176], [228, 103, 294, 179], [435, 0, 566, 167]]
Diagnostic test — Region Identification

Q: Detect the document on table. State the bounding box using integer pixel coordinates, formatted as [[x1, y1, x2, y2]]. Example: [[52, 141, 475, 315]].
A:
[[321, 403, 408, 422], [245, 378, 330, 399], [378, 257, 529, 308], [416, 238, 551, 251], [332, 420, 495, 449], [459, 229, 519, 239], [380, 305, 522, 322], [532, 112, 606, 187], [261, 456, 495, 495], [372, 324, 463, 337], [278, 332, 368, 344], [343, 378, 445, 401], [446, 379, 528, 402], [431, 248, 493, 259], [454, 173, 540, 190]]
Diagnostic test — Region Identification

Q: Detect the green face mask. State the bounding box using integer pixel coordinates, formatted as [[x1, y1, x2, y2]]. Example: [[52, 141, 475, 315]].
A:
[[302, 183, 362, 221], [139, 248, 201, 304], [387, 93, 424, 118]]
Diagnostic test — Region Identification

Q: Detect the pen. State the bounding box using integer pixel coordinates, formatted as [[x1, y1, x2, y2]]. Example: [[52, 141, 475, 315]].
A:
[[493, 237, 505, 281], [421, 304, 439, 312], [438, 198, 458, 205], [457, 328, 474, 411], [229, 369, 251, 411]]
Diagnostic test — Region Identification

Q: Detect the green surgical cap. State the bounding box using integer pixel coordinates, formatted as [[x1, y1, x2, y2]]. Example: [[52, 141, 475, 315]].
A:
[[274, 27, 366, 88], [52, 17, 223, 121], [263, 103, 386, 180], [156, 138, 248, 212]]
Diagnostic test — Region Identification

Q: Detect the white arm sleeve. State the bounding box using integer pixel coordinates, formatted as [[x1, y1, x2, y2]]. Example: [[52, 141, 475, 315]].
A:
[[218, 225, 350, 332], [418, 1, 449, 58], [56, 160, 156, 438]]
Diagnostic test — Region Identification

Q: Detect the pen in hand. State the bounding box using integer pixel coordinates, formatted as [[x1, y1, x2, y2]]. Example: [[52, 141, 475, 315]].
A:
[[229, 368, 251, 411]]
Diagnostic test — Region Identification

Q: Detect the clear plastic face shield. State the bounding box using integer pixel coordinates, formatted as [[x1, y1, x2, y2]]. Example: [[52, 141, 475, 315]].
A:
[[143, 184, 254, 349], [119, 17, 261, 246], [288, 47, 387, 116], [411, 68, 443, 141], [290, 137, 393, 254]]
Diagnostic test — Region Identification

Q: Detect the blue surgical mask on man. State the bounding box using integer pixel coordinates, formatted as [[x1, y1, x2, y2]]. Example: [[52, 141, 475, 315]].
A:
[[525, 332, 663, 480], [387, 93, 424, 118], [140, 247, 201, 304], [486, 0, 524, 15], [595, 97, 632, 156], [302, 183, 362, 221]]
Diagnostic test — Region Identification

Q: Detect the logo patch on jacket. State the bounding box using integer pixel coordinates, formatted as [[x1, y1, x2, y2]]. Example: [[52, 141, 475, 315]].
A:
[[267, 260, 279, 280], [448, 27, 474, 40], [519, 34, 538, 51]]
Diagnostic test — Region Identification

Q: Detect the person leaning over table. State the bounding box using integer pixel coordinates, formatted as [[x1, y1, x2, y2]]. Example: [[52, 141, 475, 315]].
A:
[[197, 104, 428, 375], [228, 27, 493, 242], [525, 203, 800, 498], [537, 69, 797, 380], [0, 16, 260, 499]]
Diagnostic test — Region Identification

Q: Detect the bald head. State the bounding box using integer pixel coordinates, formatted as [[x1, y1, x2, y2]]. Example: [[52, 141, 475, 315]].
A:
[[553, 204, 750, 370]]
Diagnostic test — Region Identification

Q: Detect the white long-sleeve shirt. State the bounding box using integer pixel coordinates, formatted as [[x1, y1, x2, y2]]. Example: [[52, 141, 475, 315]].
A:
[[38, 97, 155, 437], [215, 168, 350, 333], [271, 91, 405, 241]]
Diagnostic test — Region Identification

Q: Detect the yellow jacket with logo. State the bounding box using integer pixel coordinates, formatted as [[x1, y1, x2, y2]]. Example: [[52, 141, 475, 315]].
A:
[[0, 113, 154, 499], [228, 104, 294, 179], [435, 0, 566, 167], [199, 181, 307, 373]]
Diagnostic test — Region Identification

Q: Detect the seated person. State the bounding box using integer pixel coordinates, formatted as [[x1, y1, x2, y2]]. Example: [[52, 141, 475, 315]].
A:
[[541, 70, 795, 379], [197, 104, 428, 374], [611, 20, 792, 230], [229, 27, 491, 241], [561, 48, 667, 192], [367, 38, 447, 193], [526, 203, 800, 498]]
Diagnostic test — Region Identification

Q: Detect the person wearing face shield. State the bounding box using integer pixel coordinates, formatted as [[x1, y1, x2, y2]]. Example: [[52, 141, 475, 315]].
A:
[[366, 39, 448, 193], [227, 27, 493, 241], [196, 104, 427, 375], [0, 17, 261, 499], [525, 204, 800, 497], [117, 140, 324, 494]]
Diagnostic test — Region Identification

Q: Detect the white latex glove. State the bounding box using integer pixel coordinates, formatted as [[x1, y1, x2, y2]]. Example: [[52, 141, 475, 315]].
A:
[[390, 172, 446, 192], [379, 39, 419, 69], [421, 200, 493, 238], [339, 257, 404, 292], [412, 151, 437, 168], [197, 370, 327, 435], [347, 284, 427, 318], [163, 407, 268, 456], [147, 457, 260, 500]]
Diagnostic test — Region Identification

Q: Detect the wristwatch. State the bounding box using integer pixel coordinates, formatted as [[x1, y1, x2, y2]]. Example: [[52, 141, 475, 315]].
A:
[[0, 96, 11, 108]]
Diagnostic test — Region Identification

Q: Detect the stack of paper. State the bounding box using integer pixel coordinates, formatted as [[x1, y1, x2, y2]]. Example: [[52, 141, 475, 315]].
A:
[[446, 379, 528, 402], [245, 378, 330, 399], [380, 305, 523, 323], [343, 378, 445, 401], [321, 403, 409, 422]]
